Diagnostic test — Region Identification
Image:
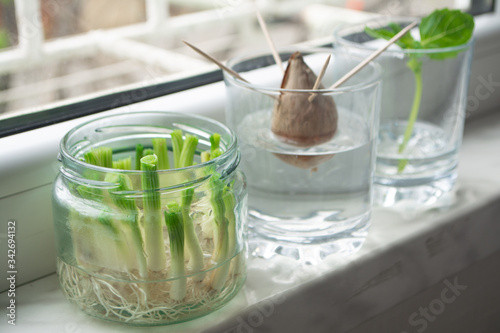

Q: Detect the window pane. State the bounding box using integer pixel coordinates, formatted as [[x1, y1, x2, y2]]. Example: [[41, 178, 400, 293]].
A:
[[41, 0, 147, 40], [0, 0, 491, 128], [0, 1, 17, 48]]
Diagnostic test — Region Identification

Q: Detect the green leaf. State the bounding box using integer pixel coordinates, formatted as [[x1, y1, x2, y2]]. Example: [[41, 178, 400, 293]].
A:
[[364, 23, 418, 50], [365, 26, 407, 49], [365, 9, 473, 60], [419, 9, 474, 59], [387, 22, 420, 49]]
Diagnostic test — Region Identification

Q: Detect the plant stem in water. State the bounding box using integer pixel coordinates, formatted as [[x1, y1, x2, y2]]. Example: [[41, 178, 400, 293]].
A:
[[141, 154, 167, 272], [398, 59, 423, 172]]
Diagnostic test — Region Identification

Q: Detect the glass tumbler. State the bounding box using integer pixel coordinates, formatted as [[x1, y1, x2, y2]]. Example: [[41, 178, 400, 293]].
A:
[[334, 18, 474, 207], [52, 111, 247, 326], [224, 48, 381, 262]]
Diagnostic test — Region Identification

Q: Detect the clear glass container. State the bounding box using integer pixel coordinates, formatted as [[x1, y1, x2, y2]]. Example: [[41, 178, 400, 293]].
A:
[[334, 17, 474, 207], [52, 111, 247, 326], [224, 48, 381, 263]]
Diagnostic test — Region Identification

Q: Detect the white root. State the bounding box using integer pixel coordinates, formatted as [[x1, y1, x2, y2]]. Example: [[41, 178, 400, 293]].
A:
[[57, 256, 244, 324]]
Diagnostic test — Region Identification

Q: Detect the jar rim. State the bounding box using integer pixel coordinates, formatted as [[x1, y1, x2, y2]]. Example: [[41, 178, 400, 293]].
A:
[[60, 111, 238, 174]]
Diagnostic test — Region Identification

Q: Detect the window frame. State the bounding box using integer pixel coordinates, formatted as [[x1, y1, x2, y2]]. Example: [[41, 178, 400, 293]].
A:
[[0, 0, 496, 138], [0, 70, 222, 138]]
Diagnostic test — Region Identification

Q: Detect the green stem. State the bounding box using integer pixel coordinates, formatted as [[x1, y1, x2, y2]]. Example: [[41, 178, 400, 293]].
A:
[[141, 155, 167, 272], [210, 133, 221, 155], [165, 202, 186, 301], [112, 157, 132, 170], [171, 130, 184, 169], [179, 134, 199, 168], [143, 148, 155, 156], [209, 176, 230, 290], [105, 173, 148, 278], [211, 133, 222, 158], [201, 151, 210, 163], [68, 209, 97, 269], [80, 146, 114, 198], [84, 147, 113, 168], [94, 211, 131, 272], [181, 188, 205, 281], [135, 144, 144, 170], [223, 184, 241, 278], [398, 60, 423, 173], [152, 138, 170, 170], [223, 187, 236, 259]]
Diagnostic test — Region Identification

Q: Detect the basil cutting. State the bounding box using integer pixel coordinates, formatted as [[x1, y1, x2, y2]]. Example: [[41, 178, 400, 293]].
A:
[[365, 8, 474, 172]]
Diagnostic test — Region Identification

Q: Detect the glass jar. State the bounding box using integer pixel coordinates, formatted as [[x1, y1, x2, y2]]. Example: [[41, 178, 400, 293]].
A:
[[52, 111, 247, 326]]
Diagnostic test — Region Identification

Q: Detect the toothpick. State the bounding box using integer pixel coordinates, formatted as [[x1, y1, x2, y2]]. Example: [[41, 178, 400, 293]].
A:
[[255, 7, 285, 73], [308, 54, 331, 102], [183, 40, 279, 100], [329, 21, 418, 89], [183, 40, 250, 83]]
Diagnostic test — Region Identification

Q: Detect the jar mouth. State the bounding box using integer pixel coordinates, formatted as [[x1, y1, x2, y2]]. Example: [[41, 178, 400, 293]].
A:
[[60, 111, 238, 174], [333, 16, 475, 55], [224, 47, 382, 94]]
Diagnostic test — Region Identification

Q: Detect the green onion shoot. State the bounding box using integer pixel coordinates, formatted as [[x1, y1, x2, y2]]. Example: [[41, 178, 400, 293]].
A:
[[165, 201, 186, 301], [141, 154, 167, 272], [152, 138, 170, 170], [61, 130, 242, 321]]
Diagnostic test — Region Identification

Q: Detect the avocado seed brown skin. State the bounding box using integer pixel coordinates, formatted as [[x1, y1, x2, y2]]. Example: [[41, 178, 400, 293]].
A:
[[271, 51, 338, 147], [272, 153, 334, 169], [271, 51, 338, 169]]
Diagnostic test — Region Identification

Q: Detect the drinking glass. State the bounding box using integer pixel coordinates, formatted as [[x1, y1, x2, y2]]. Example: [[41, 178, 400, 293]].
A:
[[224, 48, 381, 262], [334, 18, 474, 207]]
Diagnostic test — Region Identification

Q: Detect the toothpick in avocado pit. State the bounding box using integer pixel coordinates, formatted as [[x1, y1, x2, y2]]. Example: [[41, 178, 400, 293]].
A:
[[309, 54, 331, 103], [255, 6, 284, 74], [269, 20, 418, 170], [253, 7, 338, 169], [183, 40, 279, 100], [182, 40, 250, 84]]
